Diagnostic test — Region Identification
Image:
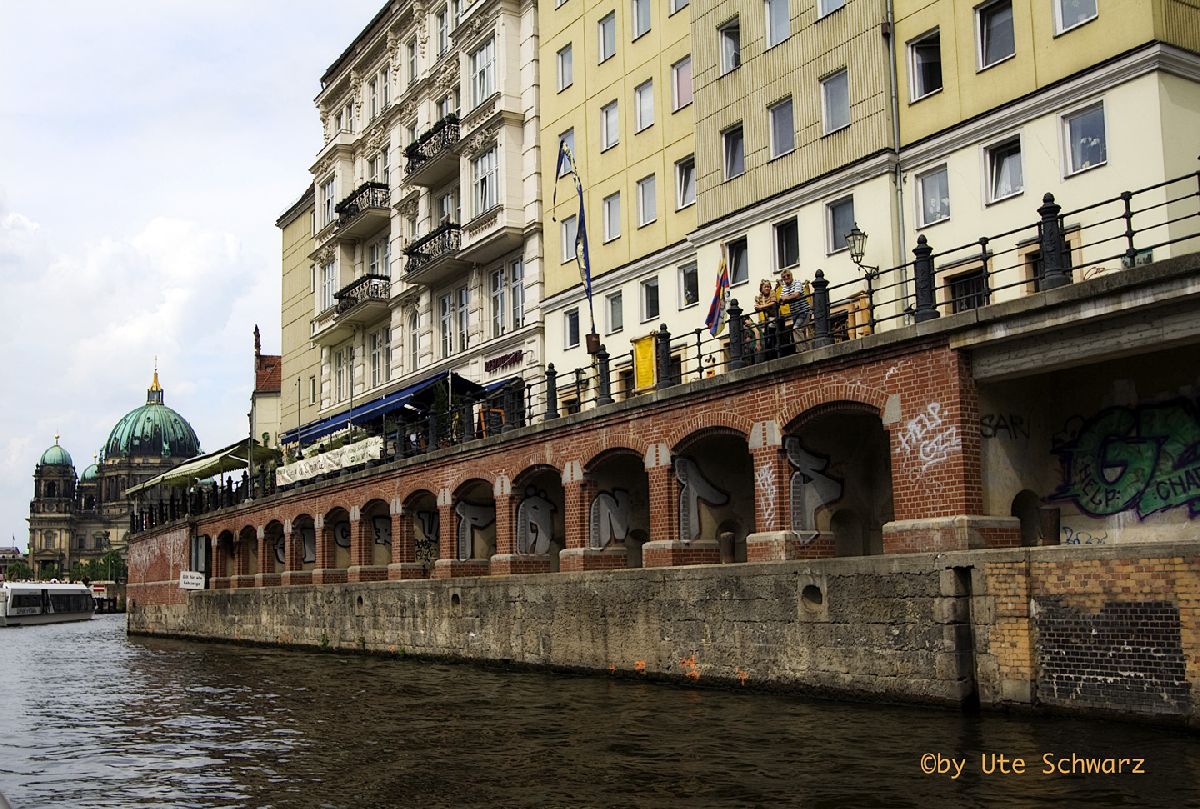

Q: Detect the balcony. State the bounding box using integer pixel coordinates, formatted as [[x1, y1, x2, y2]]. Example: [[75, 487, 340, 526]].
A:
[[404, 115, 460, 187], [459, 204, 523, 265], [404, 222, 469, 286], [334, 182, 390, 241], [312, 274, 391, 344]]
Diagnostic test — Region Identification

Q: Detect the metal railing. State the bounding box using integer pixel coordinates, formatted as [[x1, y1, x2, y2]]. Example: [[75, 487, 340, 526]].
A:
[[404, 222, 462, 274], [334, 182, 389, 226], [404, 114, 460, 176], [334, 274, 390, 314]]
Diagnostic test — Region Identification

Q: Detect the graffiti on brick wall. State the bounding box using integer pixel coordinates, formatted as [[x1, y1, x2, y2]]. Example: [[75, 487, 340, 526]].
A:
[[415, 510, 439, 567], [675, 457, 729, 542], [754, 464, 777, 529], [299, 526, 316, 564], [1051, 399, 1200, 519], [1061, 526, 1107, 545], [980, 413, 1030, 440], [274, 536, 285, 564], [515, 487, 557, 555], [590, 488, 631, 549], [455, 501, 495, 560], [897, 402, 961, 471], [332, 521, 351, 549], [371, 516, 391, 545], [785, 438, 843, 533]]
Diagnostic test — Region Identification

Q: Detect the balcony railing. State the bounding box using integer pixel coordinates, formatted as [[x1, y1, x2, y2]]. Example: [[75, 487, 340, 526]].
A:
[[405, 222, 462, 275], [334, 182, 389, 232], [404, 115, 460, 177], [334, 274, 391, 314]]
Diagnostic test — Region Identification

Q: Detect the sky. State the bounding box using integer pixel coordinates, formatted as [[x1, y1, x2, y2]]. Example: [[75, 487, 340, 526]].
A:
[[0, 1, 386, 550]]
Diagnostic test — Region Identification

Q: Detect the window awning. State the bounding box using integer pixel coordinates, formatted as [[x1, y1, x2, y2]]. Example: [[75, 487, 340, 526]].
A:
[[124, 439, 280, 496]]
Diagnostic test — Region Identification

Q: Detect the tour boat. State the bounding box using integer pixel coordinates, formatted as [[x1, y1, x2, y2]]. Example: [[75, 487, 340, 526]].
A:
[[0, 582, 95, 626]]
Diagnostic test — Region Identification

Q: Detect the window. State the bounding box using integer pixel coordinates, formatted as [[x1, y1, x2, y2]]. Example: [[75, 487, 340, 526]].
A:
[[636, 175, 656, 226], [456, 286, 469, 352], [676, 156, 696, 209], [334, 347, 348, 402], [472, 147, 498, 215], [821, 69, 850, 134], [599, 13, 616, 62], [601, 101, 619, 150], [679, 263, 699, 308], [949, 270, 988, 313], [977, 1, 1015, 69], [510, 258, 525, 329], [917, 165, 950, 226], [765, 0, 789, 48], [723, 123, 744, 180], [321, 260, 337, 311], [309, 376, 317, 405], [1055, 0, 1097, 33], [986, 137, 1023, 202], [727, 237, 748, 285], [370, 327, 391, 387], [439, 293, 453, 357], [909, 29, 942, 100], [561, 215, 579, 262], [670, 0, 689, 13], [671, 56, 692, 110], [471, 38, 496, 105], [437, 95, 451, 120], [320, 177, 336, 228], [1063, 103, 1106, 175], [565, 308, 581, 348], [631, 0, 650, 38], [368, 236, 391, 276], [490, 267, 507, 339], [368, 77, 379, 120], [407, 40, 418, 84], [641, 277, 660, 321], [719, 19, 740, 75], [818, 0, 845, 16], [606, 291, 624, 334], [381, 66, 390, 109], [603, 192, 621, 242], [408, 312, 420, 370], [634, 81, 654, 131], [774, 218, 799, 269], [437, 8, 450, 56], [826, 196, 854, 253], [310, 264, 316, 292], [769, 97, 794, 157], [557, 44, 573, 91], [558, 129, 574, 176]]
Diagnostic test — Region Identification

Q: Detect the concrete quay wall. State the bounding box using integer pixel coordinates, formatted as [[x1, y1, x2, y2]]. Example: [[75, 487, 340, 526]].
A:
[[129, 541, 1200, 726]]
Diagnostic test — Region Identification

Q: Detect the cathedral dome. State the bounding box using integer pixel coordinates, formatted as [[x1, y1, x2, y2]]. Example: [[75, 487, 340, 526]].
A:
[[103, 370, 201, 460], [80, 463, 99, 482], [38, 438, 73, 468]]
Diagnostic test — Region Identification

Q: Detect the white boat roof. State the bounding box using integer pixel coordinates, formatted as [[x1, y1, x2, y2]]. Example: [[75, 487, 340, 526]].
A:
[[3, 582, 92, 592]]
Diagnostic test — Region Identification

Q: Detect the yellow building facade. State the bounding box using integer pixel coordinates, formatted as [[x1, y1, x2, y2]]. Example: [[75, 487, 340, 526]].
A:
[[277, 187, 321, 448]]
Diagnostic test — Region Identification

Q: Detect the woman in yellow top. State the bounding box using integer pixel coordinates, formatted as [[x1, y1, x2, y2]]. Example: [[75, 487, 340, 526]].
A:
[[753, 279, 780, 360]]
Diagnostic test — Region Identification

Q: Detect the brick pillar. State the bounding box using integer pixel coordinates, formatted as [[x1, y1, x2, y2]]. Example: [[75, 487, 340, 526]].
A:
[[349, 514, 389, 583], [210, 535, 229, 589], [389, 509, 426, 580], [255, 527, 279, 588], [313, 518, 347, 585], [745, 445, 830, 562], [280, 525, 311, 586], [642, 458, 719, 568], [231, 536, 252, 589], [560, 478, 625, 572], [491, 491, 551, 575], [435, 500, 490, 579], [493, 493, 514, 555]]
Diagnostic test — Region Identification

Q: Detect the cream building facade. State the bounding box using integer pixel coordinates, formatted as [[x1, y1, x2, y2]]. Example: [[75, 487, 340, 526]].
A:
[[283, 0, 545, 449]]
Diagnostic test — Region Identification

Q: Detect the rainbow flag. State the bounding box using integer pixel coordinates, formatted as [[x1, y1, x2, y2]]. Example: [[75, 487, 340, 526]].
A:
[[704, 254, 730, 336]]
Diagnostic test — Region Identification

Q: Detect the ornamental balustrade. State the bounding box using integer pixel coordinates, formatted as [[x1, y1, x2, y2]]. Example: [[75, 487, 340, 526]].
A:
[[334, 182, 389, 228], [404, 115, 460, 176], [334, 274, 391, 314], [404, 222, 461, 275]]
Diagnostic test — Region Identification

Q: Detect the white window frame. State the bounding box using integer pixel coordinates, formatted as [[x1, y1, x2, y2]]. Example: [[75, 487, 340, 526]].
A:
[[603, 192, 621, 242], [634, 80, 654, 132], [471, 38, 496, 106], [439, 293, 453, 357], [719, 19, 741, 75], [472, 146, 498, 216], [408, 311, 421, 371], [726, 237, 749, 286], [820, 68, 850, 135], [640, 277, 660, 322], [908, 28, 943, 102], [826, 196, 855, 255], [510, 258, 525, 329], [774, 217, 799, 270], [636, 174, 656, 226], [605, 290, 624, 334], [916, 164, 951, 227], [1054, 0, 1098, 34], [599, 13, 616, 62], [370, 327, 391, 388], [1061, 102, 1107, 177], [764, 0, 789, 48], [558, 129, 574, 177], [455, 286, 469, 353], [407, 40, 418, 85], [564, 308, 581, 348], [976, 0, 1015, 71], [368, 76, 379, 120], [557, 44, 573, 91], [676, 155, 696, 209], [437, 7, 450, 56], [678, 262, 699, 309], [817, 0, 845, 18], [631, 0, 651, 39], [723, 123, 745, 180], [670, 0, 689, 14], [984, 134, 1023, 204], [561, 215, 579, 263], [769, 97, 795, 158], [309, 375, 317, 405], [671, 56, 692, 111], [321, 260, 337, 311], [601, 100, 619, 150], [490, 266, 508, 339], [320, 176, 336, 228]]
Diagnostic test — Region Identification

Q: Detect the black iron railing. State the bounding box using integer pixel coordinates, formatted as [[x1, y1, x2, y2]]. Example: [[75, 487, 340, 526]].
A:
[[404, 222, 461, 274], [404, 115, 460, 176], [334, 274, 390, 314], [334, 182, 389, 226]]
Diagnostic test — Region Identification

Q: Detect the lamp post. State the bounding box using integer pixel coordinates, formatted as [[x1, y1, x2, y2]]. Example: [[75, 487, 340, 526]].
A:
[[845, 224, 880, 333]]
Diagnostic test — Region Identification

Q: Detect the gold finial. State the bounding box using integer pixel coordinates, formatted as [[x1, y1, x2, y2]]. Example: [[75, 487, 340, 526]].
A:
[[54, 433, 60, 445], [150, 356, 161, 391]]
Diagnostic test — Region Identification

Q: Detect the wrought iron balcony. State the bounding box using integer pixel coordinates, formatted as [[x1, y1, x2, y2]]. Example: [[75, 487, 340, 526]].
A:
[[404, 115, 460, 186], [334, 182, 390, 240], [404, 222, 467, 285], [335, 274, 391, 315]]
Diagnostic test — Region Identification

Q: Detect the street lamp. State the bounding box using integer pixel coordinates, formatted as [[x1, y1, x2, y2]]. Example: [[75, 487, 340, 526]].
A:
[[845, 223, 880, 333]]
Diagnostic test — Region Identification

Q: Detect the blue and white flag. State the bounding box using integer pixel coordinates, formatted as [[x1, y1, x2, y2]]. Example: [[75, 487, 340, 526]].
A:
[[554, 140, 595, 334]]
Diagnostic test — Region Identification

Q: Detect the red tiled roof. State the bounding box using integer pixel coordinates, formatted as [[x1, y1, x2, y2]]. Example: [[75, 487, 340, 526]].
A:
[[255, 354, 282, 394]]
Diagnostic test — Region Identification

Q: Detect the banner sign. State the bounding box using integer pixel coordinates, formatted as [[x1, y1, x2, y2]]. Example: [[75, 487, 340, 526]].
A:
[[275, 437, 384, 487]]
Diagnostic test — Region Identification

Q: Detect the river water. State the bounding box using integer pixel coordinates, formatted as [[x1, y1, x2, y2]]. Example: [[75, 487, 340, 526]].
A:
[[0, 615, 1197, 808]]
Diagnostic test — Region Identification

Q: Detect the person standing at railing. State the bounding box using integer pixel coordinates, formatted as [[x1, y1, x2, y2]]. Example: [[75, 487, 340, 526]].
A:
[[778, 269, 811, 349], [753, 278, 781, 360]]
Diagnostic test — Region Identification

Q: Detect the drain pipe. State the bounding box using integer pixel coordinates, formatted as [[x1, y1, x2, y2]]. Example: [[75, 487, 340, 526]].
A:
[[884, 0, 910, 307]]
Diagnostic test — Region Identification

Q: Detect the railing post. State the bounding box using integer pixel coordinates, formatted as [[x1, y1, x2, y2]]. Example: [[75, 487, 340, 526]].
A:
[[812, 270, 833, 347], [1038, 193, 1070, 289], [912, 234, 940, 322], [727, 298, 745, 370], [654, 324, 672, 390], [596, 346, 614, 405], [460, 396, 474, 442], [545, 363, 560, 420], [427, 409, 439, 449]]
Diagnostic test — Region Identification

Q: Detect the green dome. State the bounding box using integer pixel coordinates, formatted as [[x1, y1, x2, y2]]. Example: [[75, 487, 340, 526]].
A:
[[103, 370, 201, 460], [80, 463, 99, 482], [39, 441, 73, 468]]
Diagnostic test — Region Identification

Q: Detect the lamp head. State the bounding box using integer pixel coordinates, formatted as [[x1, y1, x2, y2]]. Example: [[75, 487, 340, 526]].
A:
[[846, 224, 867, 265]]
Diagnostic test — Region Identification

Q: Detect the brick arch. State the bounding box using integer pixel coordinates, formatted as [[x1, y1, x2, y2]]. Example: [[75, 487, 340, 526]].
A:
[[238, 525, 257, 540], [402, 487, 438, 509], [512, 463, 560, 491], [215, 528, 236, 542], [584, 446, 641, 474], [781, 382, 889, 431], [783, 399, 883, 434], [361, 497, 389, 516], [553, 426, 650, 467], [672, 423, 751, 455], [665, 412, 754, 451], [452, 476, 494, 499], [288, 511, 316, 528]]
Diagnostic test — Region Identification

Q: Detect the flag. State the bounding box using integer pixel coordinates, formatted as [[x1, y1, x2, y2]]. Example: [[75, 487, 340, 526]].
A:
[[704, 253, 730, 337], [553, 139, 595, 334]]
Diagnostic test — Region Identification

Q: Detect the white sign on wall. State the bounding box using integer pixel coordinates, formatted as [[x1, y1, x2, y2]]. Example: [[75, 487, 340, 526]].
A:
[[179, 571, 206, 590]]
